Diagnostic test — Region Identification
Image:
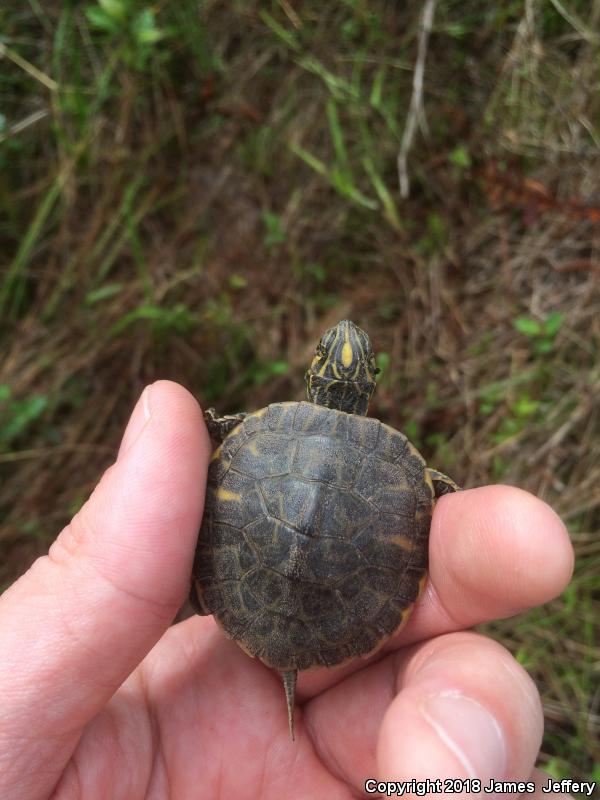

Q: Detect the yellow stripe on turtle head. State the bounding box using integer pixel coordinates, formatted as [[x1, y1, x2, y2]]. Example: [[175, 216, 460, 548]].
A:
[[305, 320, 378, 415], [341, 338, 353, 368]]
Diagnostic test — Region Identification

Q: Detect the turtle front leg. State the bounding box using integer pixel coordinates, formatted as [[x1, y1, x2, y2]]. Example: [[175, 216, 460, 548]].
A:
[[427, 468, 461, 498], [203, 408, 247, 443]]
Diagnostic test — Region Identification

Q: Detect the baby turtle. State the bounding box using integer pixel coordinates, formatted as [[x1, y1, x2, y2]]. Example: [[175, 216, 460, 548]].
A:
[[190, 320, 459, 739]]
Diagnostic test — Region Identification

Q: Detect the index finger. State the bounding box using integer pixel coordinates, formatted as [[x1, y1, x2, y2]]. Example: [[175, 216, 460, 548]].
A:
[[297, 485, 573, 701]]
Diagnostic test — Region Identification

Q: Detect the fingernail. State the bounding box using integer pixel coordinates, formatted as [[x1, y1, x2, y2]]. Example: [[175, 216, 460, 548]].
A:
[[142, 384, 152, 422], [117, 385, 153, 458], [421, 691, 507, 780]]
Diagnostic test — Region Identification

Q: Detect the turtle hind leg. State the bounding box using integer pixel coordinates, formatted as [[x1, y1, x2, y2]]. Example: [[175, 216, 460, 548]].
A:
[[281, 670, 298, 741], [427, 468, 461, 498], [189, 578, 212, 616], [203, 408, 248, 443]]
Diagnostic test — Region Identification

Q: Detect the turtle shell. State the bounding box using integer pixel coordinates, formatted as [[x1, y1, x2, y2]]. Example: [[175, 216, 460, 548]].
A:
[[192, 400, 434, 671]]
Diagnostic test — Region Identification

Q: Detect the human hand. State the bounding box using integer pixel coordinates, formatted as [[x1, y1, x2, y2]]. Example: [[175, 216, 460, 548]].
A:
[[0, 381, 574, 799]]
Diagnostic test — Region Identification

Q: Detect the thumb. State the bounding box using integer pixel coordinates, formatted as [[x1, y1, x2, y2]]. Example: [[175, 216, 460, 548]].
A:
[[377, 632, 543, 794], [0, 381, 208, 794]]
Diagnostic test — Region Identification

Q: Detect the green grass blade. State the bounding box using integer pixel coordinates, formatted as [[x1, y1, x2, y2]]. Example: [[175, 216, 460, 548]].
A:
[[362, 156, 402, 230], [0, 178, 62, 319], [297, 54, 358, 101], [326, 97, 351, 177], [288, 142, 328, 176], [260, 10, 301, 52]]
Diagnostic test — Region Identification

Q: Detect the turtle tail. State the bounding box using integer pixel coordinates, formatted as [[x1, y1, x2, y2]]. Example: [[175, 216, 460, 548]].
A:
[[281, 670, 298, 740]]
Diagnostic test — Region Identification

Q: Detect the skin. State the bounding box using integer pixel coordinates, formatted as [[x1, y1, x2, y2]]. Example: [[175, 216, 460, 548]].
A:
[[0, 381, 575, 800]]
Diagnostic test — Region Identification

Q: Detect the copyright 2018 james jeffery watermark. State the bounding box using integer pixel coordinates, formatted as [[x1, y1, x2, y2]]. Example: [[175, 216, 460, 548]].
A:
[[364, 778, 597, 796]]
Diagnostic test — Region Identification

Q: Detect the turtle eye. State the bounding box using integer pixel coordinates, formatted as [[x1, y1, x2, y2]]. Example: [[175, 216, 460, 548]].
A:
[[316, 344, 327, 356]]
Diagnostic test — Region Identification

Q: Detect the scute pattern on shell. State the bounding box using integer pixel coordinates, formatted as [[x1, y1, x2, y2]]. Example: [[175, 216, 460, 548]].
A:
[[193, 401, 434, 671]]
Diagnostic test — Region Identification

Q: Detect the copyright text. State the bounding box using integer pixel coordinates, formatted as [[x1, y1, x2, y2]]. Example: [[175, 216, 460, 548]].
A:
[[364, 778, 597, 796]]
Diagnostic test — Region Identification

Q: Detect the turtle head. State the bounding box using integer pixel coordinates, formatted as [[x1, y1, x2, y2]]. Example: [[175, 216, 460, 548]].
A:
[[305, 320, 378, 415]]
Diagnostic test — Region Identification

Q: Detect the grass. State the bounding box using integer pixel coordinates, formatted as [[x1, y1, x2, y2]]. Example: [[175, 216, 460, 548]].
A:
[[1, 0, 599, 784]]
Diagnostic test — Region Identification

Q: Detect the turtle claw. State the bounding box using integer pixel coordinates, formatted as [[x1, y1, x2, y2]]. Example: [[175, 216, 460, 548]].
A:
[[203, 408, 247, 443], [427, 468, 461, 497]]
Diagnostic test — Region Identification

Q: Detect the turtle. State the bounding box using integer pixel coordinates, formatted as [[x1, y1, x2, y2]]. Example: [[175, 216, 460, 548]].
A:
[[190, 319, 459, 739]]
